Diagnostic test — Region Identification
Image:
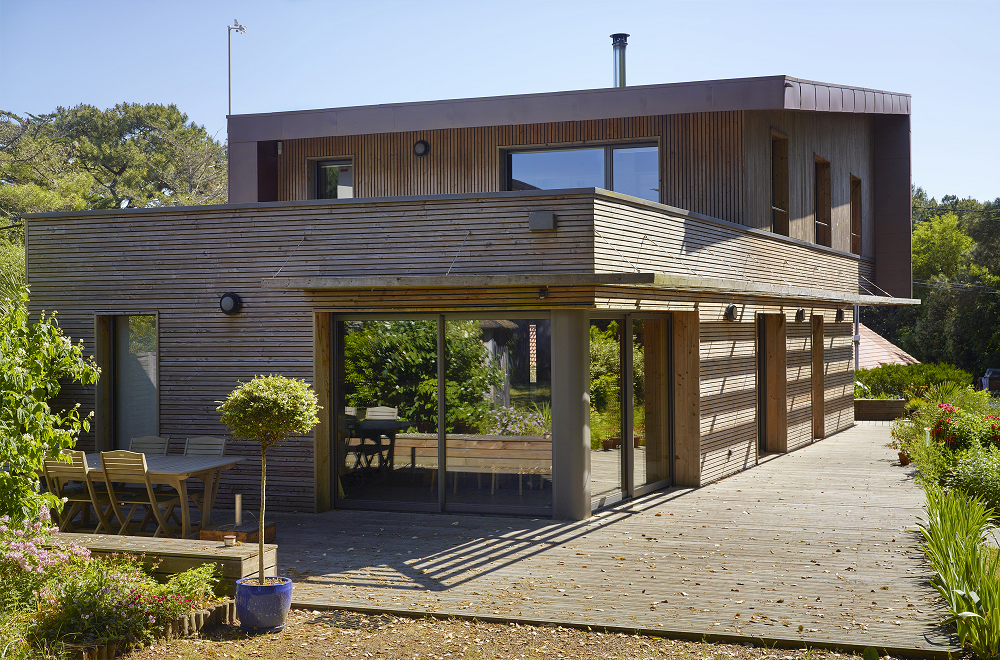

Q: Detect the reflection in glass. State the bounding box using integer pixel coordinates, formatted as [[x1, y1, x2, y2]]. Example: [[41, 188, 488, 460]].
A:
[[510, 149, 604, 191], [632, 319, 670, 488], [114, 315, 158, 449], [612, 146, 659, 202], [445, 319, 552, 509], [316, 161, 354, 199], [590, 320, 623, 500], [337, 319, 437, 504]]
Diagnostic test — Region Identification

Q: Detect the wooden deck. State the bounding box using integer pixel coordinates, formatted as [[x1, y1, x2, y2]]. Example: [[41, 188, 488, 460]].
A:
[[263, 423, 955, 655]]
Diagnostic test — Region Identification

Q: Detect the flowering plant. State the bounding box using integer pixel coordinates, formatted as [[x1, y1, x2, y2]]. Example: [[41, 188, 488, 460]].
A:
[[483, 406, 546, 436]]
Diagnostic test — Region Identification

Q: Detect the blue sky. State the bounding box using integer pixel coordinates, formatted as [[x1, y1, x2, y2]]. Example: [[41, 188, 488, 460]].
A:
[[1, 0, 997, 202]]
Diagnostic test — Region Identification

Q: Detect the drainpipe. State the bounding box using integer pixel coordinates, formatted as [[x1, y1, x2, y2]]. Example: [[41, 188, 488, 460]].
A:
[[853, 305, 860, 370]]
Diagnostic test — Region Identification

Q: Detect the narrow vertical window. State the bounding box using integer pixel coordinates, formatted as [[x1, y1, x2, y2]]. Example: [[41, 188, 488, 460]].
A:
[[850, 175, 863, 255], [770, 131, 789, 236], [113, 315, 158, 449], [814, 157, 831, 247]]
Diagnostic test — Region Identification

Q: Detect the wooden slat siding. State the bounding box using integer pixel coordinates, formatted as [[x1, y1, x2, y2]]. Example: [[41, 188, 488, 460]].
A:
[[786, 319, 813, 451], [591, 198, 864, 296], [743, 111, 875, 258], [671, 311, 700, 487], [858, 258, 876, 295], [823, 310, 856, 434], [276, 113, 746, 225]]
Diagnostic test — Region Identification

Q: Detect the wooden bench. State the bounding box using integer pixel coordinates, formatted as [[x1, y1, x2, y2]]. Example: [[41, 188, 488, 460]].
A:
[[393, 433, 552, 495], [57, 533, 277, 596]]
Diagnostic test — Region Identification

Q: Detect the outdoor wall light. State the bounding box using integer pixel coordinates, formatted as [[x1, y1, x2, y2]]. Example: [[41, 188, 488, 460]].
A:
[[538, 287, 548, 300], [724, 304, 737, 321], [220, 292, 242, 315], [795, 308, 805, 322], [413, 140, 430, 157], [836, 308, 845, 322]]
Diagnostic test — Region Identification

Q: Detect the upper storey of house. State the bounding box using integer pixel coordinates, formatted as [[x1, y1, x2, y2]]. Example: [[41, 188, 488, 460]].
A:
[[227, 75, 912, 297]]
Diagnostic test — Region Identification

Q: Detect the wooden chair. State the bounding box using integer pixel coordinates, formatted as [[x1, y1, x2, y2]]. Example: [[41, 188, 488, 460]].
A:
[[42, 451, 113, 533], [100, 450, 180, 537], [356, 406, 399, 471], [182, 436, 226, 517], [129, 436, 170, 455], [365, 406, 398, 420]]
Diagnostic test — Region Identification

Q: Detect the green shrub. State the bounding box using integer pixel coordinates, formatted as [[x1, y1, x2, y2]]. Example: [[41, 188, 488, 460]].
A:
[[918, 486, 1000, 659], [950, 445, 1000, 514], [855, 362, 973, 399]]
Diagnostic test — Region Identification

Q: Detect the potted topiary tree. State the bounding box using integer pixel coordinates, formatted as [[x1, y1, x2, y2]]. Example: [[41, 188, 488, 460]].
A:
[[218, 374, 320, 632]]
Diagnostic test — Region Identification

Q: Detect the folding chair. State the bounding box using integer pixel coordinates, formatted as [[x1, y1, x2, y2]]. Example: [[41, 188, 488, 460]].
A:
[[100, 450, 180, 537], [42, 451, 113, 533], [129, 436, 170, 455], [182, 436, 227, 516]]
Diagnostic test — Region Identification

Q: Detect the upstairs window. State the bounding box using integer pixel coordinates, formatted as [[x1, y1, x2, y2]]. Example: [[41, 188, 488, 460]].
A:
[[850, 175, 863, 255], [506, 144, 660, 203], [770, 131, 789, 236], [814, 156, 831, 247], [315, 160, 354, 199]]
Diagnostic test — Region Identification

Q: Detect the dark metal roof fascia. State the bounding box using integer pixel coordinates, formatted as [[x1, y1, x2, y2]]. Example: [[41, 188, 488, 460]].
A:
[[228, 75, 910, 143]]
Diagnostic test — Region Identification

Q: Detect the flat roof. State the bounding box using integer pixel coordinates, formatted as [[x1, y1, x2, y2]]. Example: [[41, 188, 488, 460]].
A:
[[228, 75, 910, 143]]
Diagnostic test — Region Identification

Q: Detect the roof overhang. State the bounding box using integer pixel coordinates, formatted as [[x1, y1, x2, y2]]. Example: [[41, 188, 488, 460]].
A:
[[261, 273, 919, 307], [229, 75, 911, 143]]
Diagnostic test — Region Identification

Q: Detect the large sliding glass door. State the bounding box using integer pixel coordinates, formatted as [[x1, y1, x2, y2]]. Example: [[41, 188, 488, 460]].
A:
[[590, 314, 672, 510], [333, 313, 552, 515]]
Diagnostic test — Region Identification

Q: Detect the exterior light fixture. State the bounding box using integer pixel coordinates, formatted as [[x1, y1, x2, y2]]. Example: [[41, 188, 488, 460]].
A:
[[795, 308, 805, 322], [220, 292, 242, 315], [413, 140, 430, 157], [836, 308, 845, 322], [538, 287, 548, 300], [724, 304, 737, 321]]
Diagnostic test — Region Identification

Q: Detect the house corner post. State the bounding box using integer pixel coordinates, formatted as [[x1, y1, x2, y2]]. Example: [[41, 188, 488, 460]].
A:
[[551, 309, 591, 520]]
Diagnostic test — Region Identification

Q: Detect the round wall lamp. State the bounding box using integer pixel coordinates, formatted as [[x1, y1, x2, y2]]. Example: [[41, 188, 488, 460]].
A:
[[723, 304, 738, 321], [413, 140, 430, 157], [795, 308, 805, 322], [220, 292, 242, 315], [835, 308, 845, 322]]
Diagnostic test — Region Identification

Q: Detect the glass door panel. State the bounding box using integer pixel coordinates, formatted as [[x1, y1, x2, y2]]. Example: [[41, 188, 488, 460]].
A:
[[633, 318, 670, 491], [444, 319, 552, 510], [336, 319, 437, 504], [590, 319, 624, 502], [113, 315, 158, 449]]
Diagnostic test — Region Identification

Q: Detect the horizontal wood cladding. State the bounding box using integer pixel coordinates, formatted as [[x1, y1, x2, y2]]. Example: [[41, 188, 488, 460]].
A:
[[743, 111, 875, 258], [592, 198, 864, 295], [275, 113, 746, 225]]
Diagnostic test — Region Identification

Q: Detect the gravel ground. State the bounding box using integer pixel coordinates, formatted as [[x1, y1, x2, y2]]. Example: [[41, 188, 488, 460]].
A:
[[123, 609, 877, 660]]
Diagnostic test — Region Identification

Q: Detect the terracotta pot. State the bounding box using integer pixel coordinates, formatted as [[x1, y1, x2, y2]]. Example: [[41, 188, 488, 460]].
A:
[[601, 438, 615, 451], [634, 436, 644, 448], [898, 451, 910, 466]]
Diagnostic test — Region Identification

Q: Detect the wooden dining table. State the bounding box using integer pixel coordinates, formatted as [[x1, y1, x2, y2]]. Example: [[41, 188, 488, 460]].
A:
[[86, 453, 244, 538]]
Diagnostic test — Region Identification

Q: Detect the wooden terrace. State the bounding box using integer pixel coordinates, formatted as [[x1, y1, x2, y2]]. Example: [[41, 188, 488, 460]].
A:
[[265, 423, 955, 655]]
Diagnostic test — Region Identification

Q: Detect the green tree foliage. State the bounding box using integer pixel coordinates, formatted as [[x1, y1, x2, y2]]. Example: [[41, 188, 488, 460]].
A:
[[911, 212, 974, 280], [863, 187, 1000, 377], [218, 375, 320, 580], [343, 320, 502, 433], [0, 287, 101, 520], [0, 103, 226, 226], [0, 239, 24, 312]]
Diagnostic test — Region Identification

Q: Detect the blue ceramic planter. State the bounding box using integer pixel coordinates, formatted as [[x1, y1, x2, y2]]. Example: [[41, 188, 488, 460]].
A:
[[235, 577, 293, 632]]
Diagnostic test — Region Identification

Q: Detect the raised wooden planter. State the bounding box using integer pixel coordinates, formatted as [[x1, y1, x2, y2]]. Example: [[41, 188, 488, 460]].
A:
[[854, 398, 906, 421], [58, 533, 277, 596], [63, 600, 235, 659]]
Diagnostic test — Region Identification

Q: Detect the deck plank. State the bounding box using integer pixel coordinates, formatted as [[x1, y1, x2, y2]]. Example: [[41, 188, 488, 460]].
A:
[[263, 423, 956, 654]]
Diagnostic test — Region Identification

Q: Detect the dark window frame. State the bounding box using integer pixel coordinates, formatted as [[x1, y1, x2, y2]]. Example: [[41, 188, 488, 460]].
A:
[[850, 174, 863, 255], [770, 129, 789, 236], [501, 141, 661, 203], [814, 155, 832, 247]]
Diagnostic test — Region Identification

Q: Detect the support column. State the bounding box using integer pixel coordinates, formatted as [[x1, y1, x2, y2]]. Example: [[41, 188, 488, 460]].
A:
[[672, 311, 701, 487], [313, 312, 331, 512], [94, 315, 113, 452], [551, 309, 591, 520]]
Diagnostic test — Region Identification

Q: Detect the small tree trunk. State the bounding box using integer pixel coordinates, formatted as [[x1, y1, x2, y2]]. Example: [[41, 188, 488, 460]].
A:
[[259, 446, 266, 582]]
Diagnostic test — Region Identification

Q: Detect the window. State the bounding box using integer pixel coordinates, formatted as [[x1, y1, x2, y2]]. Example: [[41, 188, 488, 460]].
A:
[[506, 144, 660, 203], [113, 315, 158, 449], [315, 160, 353, 199], [814, 156, 831, 247], [770, 131, 789, 236], [850, 175, 862, 255]]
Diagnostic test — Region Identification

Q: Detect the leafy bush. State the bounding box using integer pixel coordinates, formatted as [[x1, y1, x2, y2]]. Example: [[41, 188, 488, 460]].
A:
[[483, 406, 545, 436], [918, 486, 1000, 659], [950, 446, 1000, 514], [855, 362, 972, 399], [0, 286, 101, 519]]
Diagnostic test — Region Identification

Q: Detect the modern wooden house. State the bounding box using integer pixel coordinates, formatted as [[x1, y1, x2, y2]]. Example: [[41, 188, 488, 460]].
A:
[[26, 74, 917, 521]]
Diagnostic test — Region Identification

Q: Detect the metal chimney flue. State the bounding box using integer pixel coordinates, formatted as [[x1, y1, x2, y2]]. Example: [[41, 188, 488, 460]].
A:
[[611, 33, 629, 87]]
